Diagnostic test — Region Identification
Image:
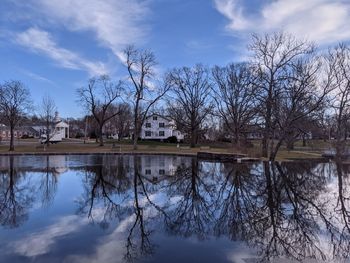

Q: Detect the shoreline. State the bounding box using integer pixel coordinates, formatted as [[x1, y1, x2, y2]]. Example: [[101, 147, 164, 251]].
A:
[[0, 139, 329, 162], [0, 149, 327, 162]]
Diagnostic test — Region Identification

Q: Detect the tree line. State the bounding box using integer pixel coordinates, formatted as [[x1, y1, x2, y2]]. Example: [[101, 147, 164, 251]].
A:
[[2, 32, 350, 160]]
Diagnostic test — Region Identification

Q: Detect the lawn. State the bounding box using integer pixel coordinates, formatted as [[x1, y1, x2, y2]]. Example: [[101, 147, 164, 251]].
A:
[[0, 138, 332, 161]]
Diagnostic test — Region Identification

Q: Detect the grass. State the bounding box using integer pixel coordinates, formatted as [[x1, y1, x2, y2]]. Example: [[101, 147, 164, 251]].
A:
[[0, 138, 333, 161]]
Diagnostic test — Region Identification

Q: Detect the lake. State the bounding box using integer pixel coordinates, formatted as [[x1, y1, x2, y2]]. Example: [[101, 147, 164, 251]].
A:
[[0, 154, 349, 263]]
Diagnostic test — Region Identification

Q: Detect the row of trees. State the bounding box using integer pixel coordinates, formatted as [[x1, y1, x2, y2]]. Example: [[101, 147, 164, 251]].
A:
[[2, 32, 350, 159], [77, 32, 350, 160]]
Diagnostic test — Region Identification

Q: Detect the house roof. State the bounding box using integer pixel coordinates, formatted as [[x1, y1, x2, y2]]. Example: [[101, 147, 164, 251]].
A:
[[55, 120, 69, 128], [145, 113, 172, 122]]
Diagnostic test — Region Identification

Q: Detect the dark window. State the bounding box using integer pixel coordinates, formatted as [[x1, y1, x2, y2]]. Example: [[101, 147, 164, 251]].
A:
[[146, 123, 151, 128], [159, 122, 165, 128], [159, 131, 165, 137], [153, 116, 158, 120], [159, 169, 165, 175], [145, 131, 151, 137], [145, 169, 151, 175]]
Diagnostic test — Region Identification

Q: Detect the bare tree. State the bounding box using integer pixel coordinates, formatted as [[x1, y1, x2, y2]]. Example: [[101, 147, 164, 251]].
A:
[[124, 45, 169, 150], [77, 75, 122, 146], [268, 56, 330, 160], [166, 65, 213, 147], [39, 94, 57, 147], [327, 43, 350, 156], [114, 103, 132, 141], [212, 63, 257, 146], [249, 32, 315, 158], [0, 81, 32, 151]]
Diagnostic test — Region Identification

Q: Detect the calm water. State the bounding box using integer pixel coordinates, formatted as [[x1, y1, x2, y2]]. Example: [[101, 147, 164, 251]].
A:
[[0, 154, 349, 263]]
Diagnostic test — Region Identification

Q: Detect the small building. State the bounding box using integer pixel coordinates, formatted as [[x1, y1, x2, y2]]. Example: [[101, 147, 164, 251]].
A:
[[140, 114, 184, 141], [53, 112, 69, 139], [31, 112, 69, 140]]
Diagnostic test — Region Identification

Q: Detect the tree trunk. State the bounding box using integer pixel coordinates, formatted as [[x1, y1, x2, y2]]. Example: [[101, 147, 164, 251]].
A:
[[46, 124, 50, 147], [99, 125, 104, 146], [286, 139, 294, 150], [190, 130, 196, 148], [133, 124, 138, 150], [9, 125, 14, 151], [269, 139, 283, 161], [262, 136, 268, 157], [234, 127, 239, 146]]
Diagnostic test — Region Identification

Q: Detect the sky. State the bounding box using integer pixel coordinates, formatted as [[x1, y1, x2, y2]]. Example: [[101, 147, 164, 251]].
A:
[[1, 0, 350, 118]]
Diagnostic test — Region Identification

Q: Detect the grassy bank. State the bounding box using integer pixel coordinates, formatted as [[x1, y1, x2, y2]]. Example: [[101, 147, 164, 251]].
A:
[[0, 138, 329, 161]]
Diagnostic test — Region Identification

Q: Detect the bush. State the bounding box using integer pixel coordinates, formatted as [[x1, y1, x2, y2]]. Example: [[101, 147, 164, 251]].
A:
[[75, 132, 84, 138], [164, 136, 178, 143], [21, 134, 33, 139], [89, 131, 97, 139]]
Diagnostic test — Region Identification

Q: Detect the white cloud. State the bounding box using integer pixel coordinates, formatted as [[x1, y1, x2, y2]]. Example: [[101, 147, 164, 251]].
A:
[[15, 28, 108, 76], [10, 215, 86, 257], [27, 0, 150, 57], [214, 0, 350, 45], [214, 0, 250, 31]]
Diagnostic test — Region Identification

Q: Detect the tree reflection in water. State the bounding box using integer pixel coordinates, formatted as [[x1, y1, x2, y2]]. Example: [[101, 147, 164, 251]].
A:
[[333, 160, 350, 259], [0, 156, 63, 228], [164, 158, 215, 239], [76, 155, 170, 261], [75, 156, 350, 262], [0, 156, 35, 228], [1, 155, 350, 262]]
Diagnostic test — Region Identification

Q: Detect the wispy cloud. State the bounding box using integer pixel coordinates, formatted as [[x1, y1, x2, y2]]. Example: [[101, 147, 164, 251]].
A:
[[22, 0, 150, 57], [19, 69, 55, 84], [15, 28, 108, 76], [214, 0, 350, 45]]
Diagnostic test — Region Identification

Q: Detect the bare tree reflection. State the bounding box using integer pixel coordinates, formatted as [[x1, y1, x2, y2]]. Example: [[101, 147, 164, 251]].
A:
[[0, 156, 35, 228], [38, 155, 58, 207], [77, 155, 131, 228], [214, 162, 258, 240], [253, 162, 330, 261], [165, 158, 215, 240], [124, 156, 155, 261], [333, 160, 350, 258]]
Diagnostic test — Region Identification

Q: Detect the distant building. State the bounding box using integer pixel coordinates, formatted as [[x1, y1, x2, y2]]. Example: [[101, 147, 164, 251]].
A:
[[0, 112, 69, 140], [140, 114, 184, 141], [0, 124, 36, 140]]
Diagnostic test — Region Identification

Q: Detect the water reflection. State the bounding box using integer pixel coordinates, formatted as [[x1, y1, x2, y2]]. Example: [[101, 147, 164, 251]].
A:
[[0, 155, 349, 263]]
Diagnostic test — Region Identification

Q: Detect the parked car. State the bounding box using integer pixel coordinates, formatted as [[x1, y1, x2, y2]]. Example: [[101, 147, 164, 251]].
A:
[[40, 133, 62, 144]]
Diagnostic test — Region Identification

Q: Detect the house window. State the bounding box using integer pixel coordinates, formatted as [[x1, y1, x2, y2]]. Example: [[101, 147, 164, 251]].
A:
[[145, 169, 151, 175], [159, 169, 165, 175], [146, 123, 151, 128], [145, 131, 151, 137], [159, 123, 165, 128], [159, 131, 165, 137], [153, 116, 157, 120]]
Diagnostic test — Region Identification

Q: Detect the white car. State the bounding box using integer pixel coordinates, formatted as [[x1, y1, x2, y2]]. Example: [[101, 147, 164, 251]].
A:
[[40, 133, 62, 144]]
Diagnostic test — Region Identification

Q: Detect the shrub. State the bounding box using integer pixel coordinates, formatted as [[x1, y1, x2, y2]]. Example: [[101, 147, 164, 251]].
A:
[[164, 136, 178, 143]]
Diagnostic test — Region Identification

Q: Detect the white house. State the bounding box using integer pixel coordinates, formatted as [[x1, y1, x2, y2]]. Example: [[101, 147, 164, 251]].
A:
[[53, 112, 69, 139], [32, 112, 69, 141], [140, 114, 184, 141]]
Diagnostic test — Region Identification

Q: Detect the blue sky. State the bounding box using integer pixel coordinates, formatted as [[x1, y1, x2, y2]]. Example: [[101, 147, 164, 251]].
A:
[[1, 0, 350, 118]]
